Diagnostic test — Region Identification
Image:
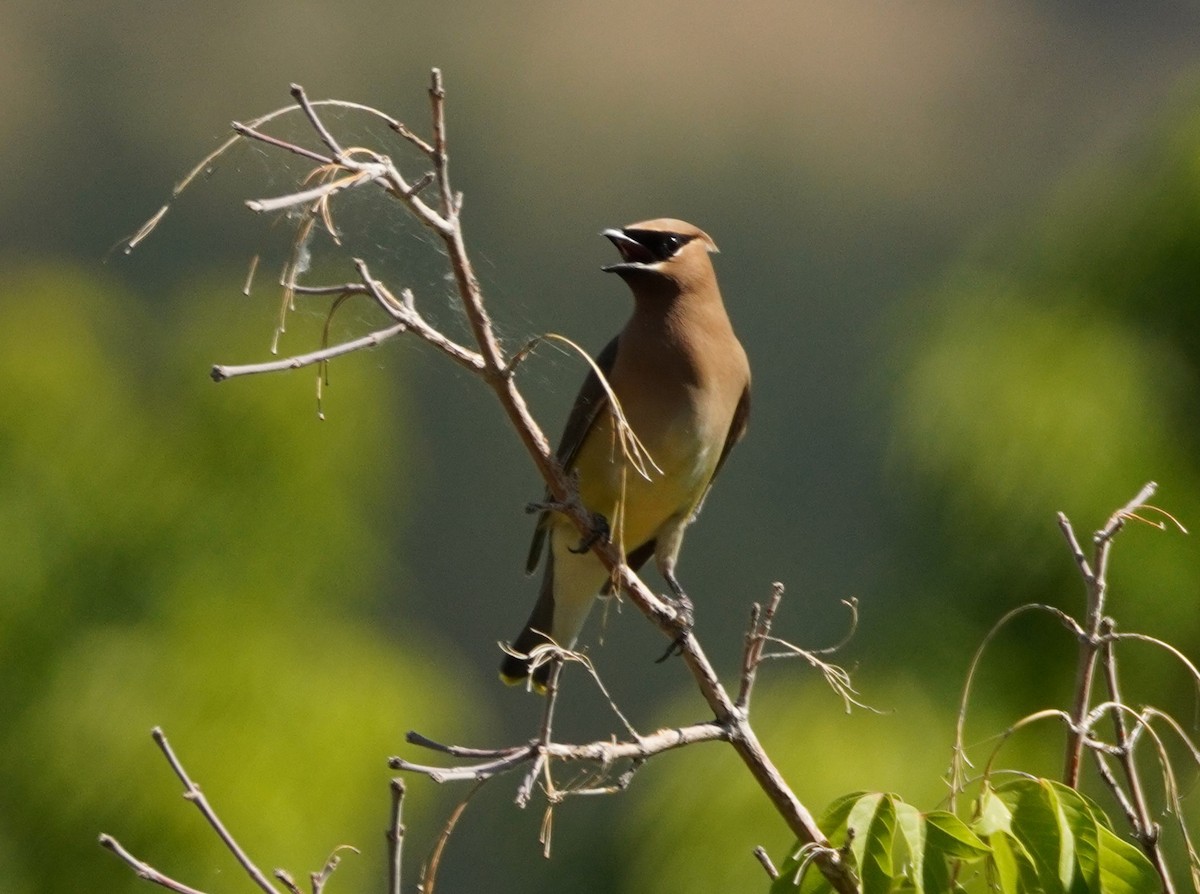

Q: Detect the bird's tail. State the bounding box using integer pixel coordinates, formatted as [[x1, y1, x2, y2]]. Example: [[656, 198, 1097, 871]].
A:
[[499, 537, 608, 691], [499, 551, 558, 690]]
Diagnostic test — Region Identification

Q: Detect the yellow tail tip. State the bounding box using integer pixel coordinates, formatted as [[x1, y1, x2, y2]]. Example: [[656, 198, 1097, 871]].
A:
[[497, 670, 547, 695]]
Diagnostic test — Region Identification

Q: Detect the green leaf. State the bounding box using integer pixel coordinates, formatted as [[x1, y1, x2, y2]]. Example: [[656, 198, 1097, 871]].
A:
[[984, 778, 1159, 894], [826, 791, 875, 841], [1096, 825, 1159, 894], [771, 792, 872, 893], [925, 811, 990, 859], [974, 782, 1015, 838], [860, 794, 898, 894], [894, 801, 927, 894], [999, 778, 1068, 892], [772, 792, 892, 894], [912, 810, 991, 894], [986, 830, 1037, 894], [1045, 782, 1100, 892]]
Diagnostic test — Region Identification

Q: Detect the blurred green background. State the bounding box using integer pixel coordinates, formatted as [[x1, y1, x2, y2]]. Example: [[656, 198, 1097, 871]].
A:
[[5, 1, 1200, 891]]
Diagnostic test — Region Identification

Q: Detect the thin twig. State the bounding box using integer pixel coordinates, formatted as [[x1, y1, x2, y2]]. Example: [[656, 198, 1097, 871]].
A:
[[1062, 483, 1158, 789], [390, 120, 436, 157], [419, 780, 486, 894], [980, 709, 1078, 779], [737, 583, 784, 710], [1090, 750, 1141, 833], [427, 69, 452, 220], [517, 660, 563, 809], [273, 870, 302, 894], [577, 653, 641, 740], [231, 121, 333, 166], [754, 845, 780, 880], [758, 637, 877, 714], [211, 321, 410, 382], [405, 730, 529, 760], [98, 835, 209, 894], [387, 779, 406, 894], [310, 846, 358, 894], [813, 597, 862, 656], [353, 260, 486, 372], [391, 721, 727, 788], [123, 97, 423, 255], [949, 603, 1078, 809], [151, 727, 282, 894], [1112, 631, 1200, 692], [1101, 636, 1161, 851], [243, 254, 260, 296], [291, 84, 345, 160], [245, 168, 380, 214]]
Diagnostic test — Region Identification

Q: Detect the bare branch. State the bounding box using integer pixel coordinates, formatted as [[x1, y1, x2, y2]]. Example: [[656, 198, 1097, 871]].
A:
[[390, 721, 727, 787], [753, 845, 780, 880], [290, 83, 346, 160], [387, 779, 406, 894], [98, 835, 209, 894], [419, 781, 486, 894], [351, 260, 485, 372], [405, 730, 529, 760], [211, 321, 409, 382], [151, 727, 282, 894], [1100, 635, 1169, 886], [1090, 750, 1141, 834], [231, 121, 333, 166], [1063, 482, 1162, 788], [245, 168, 380, 214], [122, 95, 430, 254], [759, 637, 878, 714], [737, 583, 783, 710], [389, 119, 436, 157], [117, 203, 170, 255], [427, 68, 452, 220], [274, 870, 303, 894], [1097, 481, 1159, 546], [310, 845, 358, 894]]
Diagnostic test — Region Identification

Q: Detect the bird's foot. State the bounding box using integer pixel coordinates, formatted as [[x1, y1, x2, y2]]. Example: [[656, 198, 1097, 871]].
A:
[[654, 586, 694, 663], [525, 498, 565, 515], [568, 511, 610, 554]]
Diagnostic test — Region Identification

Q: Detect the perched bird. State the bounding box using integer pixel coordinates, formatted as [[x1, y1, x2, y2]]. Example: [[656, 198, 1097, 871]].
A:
[[500, 218, 751, 689]]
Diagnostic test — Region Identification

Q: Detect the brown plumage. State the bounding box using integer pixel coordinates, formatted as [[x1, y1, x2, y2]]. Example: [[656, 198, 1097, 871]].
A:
[[500, 219, 751, 688]]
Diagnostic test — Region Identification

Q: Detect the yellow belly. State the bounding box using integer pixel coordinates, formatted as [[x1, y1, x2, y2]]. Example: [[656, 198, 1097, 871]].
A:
[[570, 409, 718, 552]]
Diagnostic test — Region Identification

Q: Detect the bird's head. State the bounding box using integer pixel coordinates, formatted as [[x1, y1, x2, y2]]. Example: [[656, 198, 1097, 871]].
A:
[[601, 219, 718, 292]]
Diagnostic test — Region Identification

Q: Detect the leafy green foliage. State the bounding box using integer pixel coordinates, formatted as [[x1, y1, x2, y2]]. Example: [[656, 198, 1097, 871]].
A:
[[769, 781, 1157, 893], [771, 792, 986, 894]]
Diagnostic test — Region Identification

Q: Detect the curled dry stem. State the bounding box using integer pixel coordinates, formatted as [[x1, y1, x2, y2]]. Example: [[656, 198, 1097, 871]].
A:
[[949, 603, 1077, 808]]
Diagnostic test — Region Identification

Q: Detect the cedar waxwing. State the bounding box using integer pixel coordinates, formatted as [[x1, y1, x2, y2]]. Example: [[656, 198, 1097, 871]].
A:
[[500, 218, 751, 689]]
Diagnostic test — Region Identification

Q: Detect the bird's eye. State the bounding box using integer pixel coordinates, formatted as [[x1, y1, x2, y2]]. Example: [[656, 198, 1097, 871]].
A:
[[645, 232, 690, 260]]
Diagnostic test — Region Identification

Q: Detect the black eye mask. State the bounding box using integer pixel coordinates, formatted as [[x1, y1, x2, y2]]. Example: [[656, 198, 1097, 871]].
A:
[[624, 229, 694, 262]]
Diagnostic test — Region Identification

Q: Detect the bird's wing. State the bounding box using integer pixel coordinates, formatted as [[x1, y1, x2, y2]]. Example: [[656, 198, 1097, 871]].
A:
[[525, 335, 620, 574], [691, 383, 751, 521]]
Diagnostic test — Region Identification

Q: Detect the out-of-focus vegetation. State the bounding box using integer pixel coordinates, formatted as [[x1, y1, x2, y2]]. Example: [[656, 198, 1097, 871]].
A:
[[613, 87, 1200, 894], [0, 267, 482, 893], [887, 101, 1200, 688], [6, 2, 1200, 892]]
